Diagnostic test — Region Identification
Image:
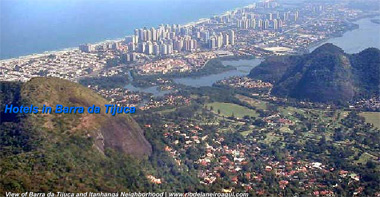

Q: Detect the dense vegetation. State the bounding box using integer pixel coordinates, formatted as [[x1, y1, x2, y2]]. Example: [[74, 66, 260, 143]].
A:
[[1, 75, 379, 195], [135, 90, 380, 195], [1, 78, 153, 192], [248, 44, 380, 103]]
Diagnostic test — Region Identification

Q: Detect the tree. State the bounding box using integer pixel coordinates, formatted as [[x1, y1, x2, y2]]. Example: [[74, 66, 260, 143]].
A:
[[366, 160, 376, 169]]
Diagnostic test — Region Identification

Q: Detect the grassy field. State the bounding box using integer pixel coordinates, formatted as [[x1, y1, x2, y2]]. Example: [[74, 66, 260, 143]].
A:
[[279, 106, 305, 117], [235, 94, 267, 110], [280, 126, 293, 133], [158, 108, 176, 114], [360, 112, 380, 129], [264, 132, 282, 144], [354, 152, 377, 165], [206, 102, 258, 118], [240, 130, 253, 137]]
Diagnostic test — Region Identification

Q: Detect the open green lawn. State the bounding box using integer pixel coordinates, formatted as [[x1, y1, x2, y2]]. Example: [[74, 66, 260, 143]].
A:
[[206, 102, 258, 118], [240, 130, 253, 137], [280, 126, 293, 133], [354, 152, 377, 165], [360, 112, 380, 129], [158, 108, 176, 114], [235, 94, 267, 110], [278, 106, 306, 122], [263, 132, 282, 144]]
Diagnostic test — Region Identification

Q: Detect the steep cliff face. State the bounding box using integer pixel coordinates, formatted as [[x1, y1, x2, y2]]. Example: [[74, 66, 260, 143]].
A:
[[0, 78, 153, 192], [249, 44, 380, 103], [1, 77, 151, 157]]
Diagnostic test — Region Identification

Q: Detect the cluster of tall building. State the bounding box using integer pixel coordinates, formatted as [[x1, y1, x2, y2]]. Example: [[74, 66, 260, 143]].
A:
[[79, 42, 123, 53], [79, 44, 96, 53], [237, 18, 284, 30], [209, 0, 299, 32], [256, 0, 280, 9], [129, 25, 200, 56], [78, 0, 299, 58], [208, 30, 235, 49], [236, 10, 299, 31], [79, 22, 236, 58], [124, 23, 236, 56]]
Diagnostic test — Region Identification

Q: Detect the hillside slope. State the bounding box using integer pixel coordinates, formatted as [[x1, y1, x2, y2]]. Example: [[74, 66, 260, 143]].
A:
[[0, 77, 152, 192], [248, 44, 380, 103]]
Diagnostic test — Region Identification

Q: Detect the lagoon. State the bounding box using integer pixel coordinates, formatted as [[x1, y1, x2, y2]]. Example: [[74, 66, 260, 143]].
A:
[[125, 16, 380, 96], [173, 59, 262, 87], [309, 16, 380, 53]]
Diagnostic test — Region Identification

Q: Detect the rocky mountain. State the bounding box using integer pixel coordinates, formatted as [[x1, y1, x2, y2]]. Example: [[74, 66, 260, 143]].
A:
[[249, 44, 380, 103], [1, 77, 152, 157], [0, 77, 152, 191]]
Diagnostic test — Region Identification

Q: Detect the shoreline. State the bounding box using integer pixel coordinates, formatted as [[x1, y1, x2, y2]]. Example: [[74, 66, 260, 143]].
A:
[[1, 7, 378, 63], [306, 15, 380, 53], [0, 3, 254, 62]]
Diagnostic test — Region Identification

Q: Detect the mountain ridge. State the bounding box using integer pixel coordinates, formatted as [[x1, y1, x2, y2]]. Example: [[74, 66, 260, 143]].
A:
[[1, 77, 152, 157], [0, 77, 153, 192], [248, 44, 380, 103]]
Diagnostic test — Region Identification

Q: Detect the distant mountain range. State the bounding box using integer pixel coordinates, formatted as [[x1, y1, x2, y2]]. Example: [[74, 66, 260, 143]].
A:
[[249, 44, 380, 103]]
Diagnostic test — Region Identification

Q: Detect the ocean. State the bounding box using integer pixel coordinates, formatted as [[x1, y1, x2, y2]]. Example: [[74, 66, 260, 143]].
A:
[[2, 1, 379, 60], [0, 0, 256, 59]]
